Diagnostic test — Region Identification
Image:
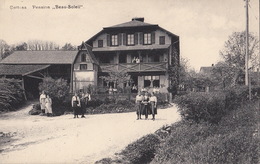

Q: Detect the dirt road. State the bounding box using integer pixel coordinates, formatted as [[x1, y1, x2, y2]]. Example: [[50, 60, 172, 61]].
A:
[[0, 103, 180, 164]]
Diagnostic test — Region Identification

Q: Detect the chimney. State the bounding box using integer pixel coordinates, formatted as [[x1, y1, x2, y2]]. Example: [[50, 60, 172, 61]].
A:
[[132, 17, 144, 22]]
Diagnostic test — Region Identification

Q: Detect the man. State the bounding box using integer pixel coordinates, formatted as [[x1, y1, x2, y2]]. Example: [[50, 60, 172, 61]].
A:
[[80, 92, 91, 118], [135, 91, 143, 120], [71, 93, 81, 118]]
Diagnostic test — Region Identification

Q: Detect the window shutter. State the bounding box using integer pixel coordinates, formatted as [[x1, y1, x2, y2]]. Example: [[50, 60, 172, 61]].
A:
[[107, 34, 110, 46], [151, 32, 155, 44], [134, 33, 138, 45], [139, 32, 143, 45], [123, 33, 126, 45], [118, 33, 122, 45]]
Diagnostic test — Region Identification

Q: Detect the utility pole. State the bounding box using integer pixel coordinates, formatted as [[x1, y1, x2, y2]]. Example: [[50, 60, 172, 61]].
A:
[[245, 0, 252, 100]]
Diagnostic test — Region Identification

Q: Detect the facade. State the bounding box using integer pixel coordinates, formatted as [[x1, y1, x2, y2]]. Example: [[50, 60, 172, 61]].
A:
[[86, 17, 180, 92], [0, 17, 180, 95]]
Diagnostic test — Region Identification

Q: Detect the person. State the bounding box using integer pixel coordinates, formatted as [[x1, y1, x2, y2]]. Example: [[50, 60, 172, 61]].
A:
[[149, 92, 157, 121], [39, 91, 47, 114], [142, 92, 150, 119], [135, 91, 143, 120], [132, 57, 136, 63], [80, 92, 91, 118], [132, 84, 137, 93], [136, 57, 140, 63], [71, 93, 81, 118], [45, 95, 53, 117], [109, 86, 113, 94]]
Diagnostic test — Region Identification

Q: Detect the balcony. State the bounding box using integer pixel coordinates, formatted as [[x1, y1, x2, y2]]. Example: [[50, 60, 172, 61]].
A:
[[100, 62, 168, 72]]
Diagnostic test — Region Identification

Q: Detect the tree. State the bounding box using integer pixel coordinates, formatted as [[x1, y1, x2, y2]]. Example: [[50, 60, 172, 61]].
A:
[[61, 43, 76, 51], [220, 31, 259, 86], [0, 39, 13, 59], [100, 71, 132, 88]]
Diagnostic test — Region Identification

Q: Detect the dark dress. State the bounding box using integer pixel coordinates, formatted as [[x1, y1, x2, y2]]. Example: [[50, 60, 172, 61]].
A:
[[142, 96, 150, 118]]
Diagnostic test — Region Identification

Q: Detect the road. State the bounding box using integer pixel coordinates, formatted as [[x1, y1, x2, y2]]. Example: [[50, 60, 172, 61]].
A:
[[0, 103, 180, 164]]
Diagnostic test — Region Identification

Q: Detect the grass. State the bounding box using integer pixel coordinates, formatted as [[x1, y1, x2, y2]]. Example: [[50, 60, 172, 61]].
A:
[[152, 100, 259, 164]]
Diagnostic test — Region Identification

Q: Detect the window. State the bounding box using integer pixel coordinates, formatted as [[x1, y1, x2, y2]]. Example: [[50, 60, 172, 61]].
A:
[[111, 35, 118, 46], [144, 33, 151, 45], [127, 34, 134, 45], [98, 40, 103, 47], [80, 64, 87, 70], [81, 54, 86, 62], [144, 76, 160, 87], [159, 36, 165, 45]]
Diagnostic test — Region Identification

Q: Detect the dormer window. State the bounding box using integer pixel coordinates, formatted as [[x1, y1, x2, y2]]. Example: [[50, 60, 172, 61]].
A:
[[127, 34, 134, 45], [111, 35, 118, 46], [144, 33, 151, 45]]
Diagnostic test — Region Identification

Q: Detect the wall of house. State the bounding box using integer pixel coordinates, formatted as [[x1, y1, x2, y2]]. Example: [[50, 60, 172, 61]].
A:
[[154, 30, 171, 45], [92, 29, 172, 48], [93, 33, 107, 48], [73, 50, 98, 92]]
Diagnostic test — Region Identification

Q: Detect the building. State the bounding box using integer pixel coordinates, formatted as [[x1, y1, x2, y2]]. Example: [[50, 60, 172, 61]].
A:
[[0, 50, 97, 97], [0, 17, 180, 96], [85, 17, 180, 92]]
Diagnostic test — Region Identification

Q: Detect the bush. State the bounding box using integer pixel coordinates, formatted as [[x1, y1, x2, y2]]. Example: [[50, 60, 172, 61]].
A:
[[174, 92, 226, 123], [174, 86, 250, 124], [120, 134, 160, 164], [152, 101, 259, 164], [0, 78, 25, 112], [39, 77, 70, 115]]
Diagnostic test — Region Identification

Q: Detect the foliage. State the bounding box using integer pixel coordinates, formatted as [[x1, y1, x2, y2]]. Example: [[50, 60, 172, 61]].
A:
[[61, 43, 76, 51], [86, 99, 136, 114], [152, 101, 259, 164], [219, 31, 259, 86], [174, 86, 249, 124], [38, 77, 70, 115], [0, 78, 25, 112], [100, 71, 132, 88], [174, 92, 226, 123], [120, 134, 160, 164]]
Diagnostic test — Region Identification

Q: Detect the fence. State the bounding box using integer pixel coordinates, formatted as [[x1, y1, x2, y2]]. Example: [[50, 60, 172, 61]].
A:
[[91, 92, 170, 103]]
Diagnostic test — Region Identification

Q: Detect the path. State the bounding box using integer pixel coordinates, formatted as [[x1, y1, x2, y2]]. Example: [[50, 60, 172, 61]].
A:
[[0, 103, 180, 164]]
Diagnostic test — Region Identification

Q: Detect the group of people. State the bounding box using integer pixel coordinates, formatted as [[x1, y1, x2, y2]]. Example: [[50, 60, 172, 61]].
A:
[[132, 57, 140, 63], [135, 91, 158, 121], [39, 91, 53, 117], [71, 92, 91, 118]]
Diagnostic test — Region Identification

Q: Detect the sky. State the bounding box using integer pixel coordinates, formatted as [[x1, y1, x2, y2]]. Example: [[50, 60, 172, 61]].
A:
[[0, 0, 259, 70]]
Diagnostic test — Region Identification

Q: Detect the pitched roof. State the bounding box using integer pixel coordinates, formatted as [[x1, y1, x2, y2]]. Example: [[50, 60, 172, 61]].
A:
[[0, 51, 78, 64], [92, 44, 170, 52], [78, 42, 99, 64], [0, 64, 50, 76], [104, 20, 157, 29]]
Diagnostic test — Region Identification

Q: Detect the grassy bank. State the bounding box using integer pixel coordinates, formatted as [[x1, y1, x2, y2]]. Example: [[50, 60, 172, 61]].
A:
[[95, 100, 259, 164]]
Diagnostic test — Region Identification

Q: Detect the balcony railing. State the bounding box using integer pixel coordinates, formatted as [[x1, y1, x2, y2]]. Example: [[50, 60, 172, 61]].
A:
[[100, 62, 168, 72]]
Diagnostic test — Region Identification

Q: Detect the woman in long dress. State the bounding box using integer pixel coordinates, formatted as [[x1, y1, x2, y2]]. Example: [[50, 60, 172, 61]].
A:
[[142, 92, 150, 119], [149, 92, 157, 121], [39, 91, 47, 113], [45, 95, 53, 117]]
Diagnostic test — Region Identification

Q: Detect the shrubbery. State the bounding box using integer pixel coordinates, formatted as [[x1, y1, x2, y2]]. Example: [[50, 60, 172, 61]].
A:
[[174, 86, 253, 124], [38, 77, 70, 115], [152, 101, 259, 164], [0, 78, 25, 112], [119, 134, 160, 164]]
